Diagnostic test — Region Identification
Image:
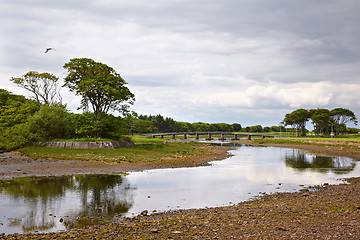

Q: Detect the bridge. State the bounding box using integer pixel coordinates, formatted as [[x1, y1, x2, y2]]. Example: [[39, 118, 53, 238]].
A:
[[142, 132, 276, 140]]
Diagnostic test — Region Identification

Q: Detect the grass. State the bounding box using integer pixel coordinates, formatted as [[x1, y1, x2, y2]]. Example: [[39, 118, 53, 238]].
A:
[[17, 142, 209, 164], [50, 138, 116, 142], [128, 136, 166, 143], [253, 136, 360, 145]]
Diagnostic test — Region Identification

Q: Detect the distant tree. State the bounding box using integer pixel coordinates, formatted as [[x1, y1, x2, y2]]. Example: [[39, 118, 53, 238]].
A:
[[232, 123, 242, 132], [131, 119, 158, 134], [283, 109, 310, 137], [244, 125, 263, 132], [10, 71, 62, 106], [263, 127, 270, 132], [309, 108, 331, 136], [330, 108, 358, 136], [63, 58, 135, 122]]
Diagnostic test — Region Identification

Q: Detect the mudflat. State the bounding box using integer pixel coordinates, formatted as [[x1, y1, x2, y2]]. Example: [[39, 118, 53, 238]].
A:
[[0, 144, 231, 180], [1, 140, 360, 239]]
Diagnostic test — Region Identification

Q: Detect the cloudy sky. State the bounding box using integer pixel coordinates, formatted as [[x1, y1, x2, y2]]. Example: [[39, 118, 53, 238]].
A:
[[1, 0, 360, 127]]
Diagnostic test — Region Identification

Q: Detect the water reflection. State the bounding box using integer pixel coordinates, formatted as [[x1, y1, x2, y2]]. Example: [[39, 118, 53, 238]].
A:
[[0, 146, 359, 235], [284, 149, 355, 174], [0, 174, 133, 234]]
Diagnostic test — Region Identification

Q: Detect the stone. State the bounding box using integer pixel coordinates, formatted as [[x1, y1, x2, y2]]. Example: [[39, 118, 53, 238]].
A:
[[150, 228, 159, 233], [45, 141, 134, 149], [140, 210, 148, 216]]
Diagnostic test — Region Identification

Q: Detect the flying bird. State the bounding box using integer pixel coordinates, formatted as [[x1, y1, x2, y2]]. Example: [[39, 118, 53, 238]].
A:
[[45, 48, 56, 53]]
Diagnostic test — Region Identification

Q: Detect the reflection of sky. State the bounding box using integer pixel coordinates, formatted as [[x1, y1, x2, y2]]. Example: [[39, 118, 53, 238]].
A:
[[0, 176, 133, 235], [126, 146, 359, 216], [1, 145, 359, 235]]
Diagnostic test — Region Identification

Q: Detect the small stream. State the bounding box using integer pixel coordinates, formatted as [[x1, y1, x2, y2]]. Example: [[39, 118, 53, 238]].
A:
[[0, 145, 358, 235]]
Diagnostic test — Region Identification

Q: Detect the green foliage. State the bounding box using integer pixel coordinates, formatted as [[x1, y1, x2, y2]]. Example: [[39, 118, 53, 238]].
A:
[[232, 123, 242, 132], [0, 90, 39, 128], [133, 115, 239, 133], [309, 108, 331, 136], [63, 58, 135, 122], [283, 109, 310, 137], [0, 123, 33, 151], [283, 107, 358, 137], [10, 71, 61, 106], [66, 112, 127, 140], [331, 108, 358, 136], [28, 104, 70, 141], [130, 119, 158, 134]]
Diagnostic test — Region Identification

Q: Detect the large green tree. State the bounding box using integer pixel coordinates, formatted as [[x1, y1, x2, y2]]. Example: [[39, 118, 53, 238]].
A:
[[63, 58, 135, 122], [10, 71, 61, 106]]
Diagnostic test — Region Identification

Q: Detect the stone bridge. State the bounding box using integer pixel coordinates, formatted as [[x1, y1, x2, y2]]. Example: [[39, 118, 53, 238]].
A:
[[142, 132, 276, 140]]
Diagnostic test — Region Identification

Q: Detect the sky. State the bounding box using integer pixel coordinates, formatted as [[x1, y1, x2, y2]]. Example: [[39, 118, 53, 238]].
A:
[[1, 0, 360, 128]]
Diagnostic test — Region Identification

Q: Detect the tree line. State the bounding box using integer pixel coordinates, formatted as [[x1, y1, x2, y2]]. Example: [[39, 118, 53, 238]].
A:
[[1, 57, 358, 150], [283, 108, 358, 137], [129, 114, 242, 134]]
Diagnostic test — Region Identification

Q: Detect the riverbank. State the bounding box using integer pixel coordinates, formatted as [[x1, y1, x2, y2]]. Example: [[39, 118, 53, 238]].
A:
[[2, 139, 360, 239], [0, 142, 231, 180]]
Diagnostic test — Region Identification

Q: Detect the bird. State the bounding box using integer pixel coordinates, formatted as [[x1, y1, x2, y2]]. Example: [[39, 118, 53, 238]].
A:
[[45, 48, 56, 53]]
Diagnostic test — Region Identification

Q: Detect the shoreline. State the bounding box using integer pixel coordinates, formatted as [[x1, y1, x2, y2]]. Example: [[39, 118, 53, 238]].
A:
[[2, 140, 360, 239], [0, 143, 232, 180]]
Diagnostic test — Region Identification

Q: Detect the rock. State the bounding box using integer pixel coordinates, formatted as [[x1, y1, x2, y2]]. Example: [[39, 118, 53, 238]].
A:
[[140, 210, 148, 216], [150, 228, 159, 233], [278, 226, 287, 231], [299, 188, 309, 192]]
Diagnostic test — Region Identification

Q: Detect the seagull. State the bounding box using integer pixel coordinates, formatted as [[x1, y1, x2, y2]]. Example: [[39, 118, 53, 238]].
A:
[[45, 48, 56, 53]]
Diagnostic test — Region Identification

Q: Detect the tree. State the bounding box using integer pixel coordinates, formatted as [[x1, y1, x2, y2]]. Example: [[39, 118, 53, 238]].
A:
[[232, 123, 242, 132], [63, 58, 135, 122], [309, 108, 331, 136], [330, 108, 358, 136], [283, 109, 310, 137], [10, 71, 62, 106]]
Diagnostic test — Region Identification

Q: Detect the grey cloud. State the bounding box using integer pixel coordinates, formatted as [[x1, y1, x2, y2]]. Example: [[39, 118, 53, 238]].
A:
[[2, 0, 360, 126]]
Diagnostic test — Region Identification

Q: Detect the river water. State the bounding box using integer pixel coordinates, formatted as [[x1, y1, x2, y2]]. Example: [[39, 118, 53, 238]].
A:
[[0, 145, 359, 234]]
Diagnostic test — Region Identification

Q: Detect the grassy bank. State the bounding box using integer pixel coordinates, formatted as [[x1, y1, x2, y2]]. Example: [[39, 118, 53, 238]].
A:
[[253, 137, 360, 146], [17, 142, 224, 164]]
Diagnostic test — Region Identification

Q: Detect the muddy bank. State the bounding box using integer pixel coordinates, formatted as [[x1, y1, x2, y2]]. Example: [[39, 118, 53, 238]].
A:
[[0, 144, 231, 180], [234, 139, 360, 161], [2, 140, 360, 239], [3, 176, 360, 239]]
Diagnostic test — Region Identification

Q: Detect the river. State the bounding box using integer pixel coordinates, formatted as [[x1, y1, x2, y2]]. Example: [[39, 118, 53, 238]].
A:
[[0, 144, 358, 235]]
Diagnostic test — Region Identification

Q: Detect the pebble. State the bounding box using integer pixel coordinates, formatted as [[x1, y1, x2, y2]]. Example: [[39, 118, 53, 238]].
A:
[[150, 228, 159, 233], [140, 210, 148, 216]]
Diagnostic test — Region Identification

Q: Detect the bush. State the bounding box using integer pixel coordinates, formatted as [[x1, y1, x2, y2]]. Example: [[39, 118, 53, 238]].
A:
[[28, 104, 70, 141], [0, 123, 33, 151]]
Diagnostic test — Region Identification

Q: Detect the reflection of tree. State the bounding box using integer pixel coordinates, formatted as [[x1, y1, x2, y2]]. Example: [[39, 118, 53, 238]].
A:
[[63, 174, 133, 229], [0, 174, 134, 232], [0, 176, 73, 232], [0, 176, 73, 199], [285, 150, 355, 174]]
